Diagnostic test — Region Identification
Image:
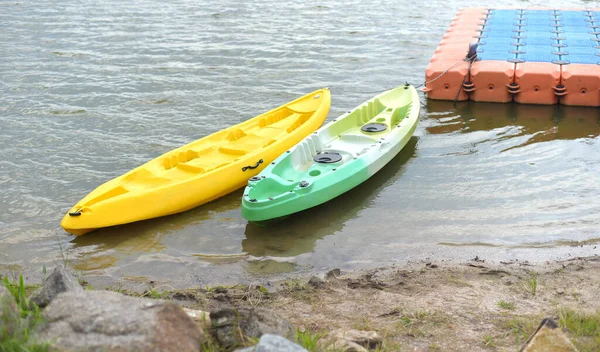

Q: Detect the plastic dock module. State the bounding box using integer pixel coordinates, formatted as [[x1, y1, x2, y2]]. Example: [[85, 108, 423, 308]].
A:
[[425, 8, 600, 107]]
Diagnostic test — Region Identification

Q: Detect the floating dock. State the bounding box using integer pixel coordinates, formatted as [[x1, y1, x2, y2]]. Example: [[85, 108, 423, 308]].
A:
[[425, 8, 600, 106]]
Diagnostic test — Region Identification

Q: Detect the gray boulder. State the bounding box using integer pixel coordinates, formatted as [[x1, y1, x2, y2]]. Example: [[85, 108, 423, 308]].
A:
[[211, 307, 294, 348], [235, 334, 308, 352], [0, 285, 20, 337], [308, 276, 325, 289], [29, 266, 83, 308], [35, 290, 205, 352]]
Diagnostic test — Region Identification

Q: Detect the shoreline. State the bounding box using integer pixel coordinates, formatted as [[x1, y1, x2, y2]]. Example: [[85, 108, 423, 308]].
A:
[[114, 255, 600, 350], [2, 254, 599, 351], [5, 237, 598, 295]]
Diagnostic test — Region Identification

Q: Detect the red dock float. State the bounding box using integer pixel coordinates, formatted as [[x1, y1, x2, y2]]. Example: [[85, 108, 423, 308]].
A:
[[425, 8, 600, 107]]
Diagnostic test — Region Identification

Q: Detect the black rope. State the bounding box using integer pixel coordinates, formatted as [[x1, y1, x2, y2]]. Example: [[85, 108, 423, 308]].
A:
[[453, 55, 476, 106]]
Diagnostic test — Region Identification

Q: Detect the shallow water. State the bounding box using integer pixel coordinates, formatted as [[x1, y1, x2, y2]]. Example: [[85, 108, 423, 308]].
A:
[[1, 0, 599, 286]]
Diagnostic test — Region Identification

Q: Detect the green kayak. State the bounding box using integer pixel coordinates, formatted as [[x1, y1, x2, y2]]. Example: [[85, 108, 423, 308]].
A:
[[241, 84, 420, 222]]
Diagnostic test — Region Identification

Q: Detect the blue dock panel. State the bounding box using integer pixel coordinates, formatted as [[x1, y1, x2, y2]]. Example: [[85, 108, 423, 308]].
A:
[[476, 9, 599, 64]]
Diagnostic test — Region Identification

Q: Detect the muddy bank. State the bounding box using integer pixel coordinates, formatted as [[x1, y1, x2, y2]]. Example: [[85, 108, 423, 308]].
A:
[[160, 255, 600, 351], [2, 255, 599, 351]]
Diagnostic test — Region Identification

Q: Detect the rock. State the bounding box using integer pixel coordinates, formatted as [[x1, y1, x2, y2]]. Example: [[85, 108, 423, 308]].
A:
[[521, 318, 578, 352], [326, 339, 368, 352], [183, 307, 211, 328], [308, 276, 325, 288], [211, 307, 294, 348], [0, 285, 20, 338], [326, 269, 341, 280], [35, 290, 205, 352], [234, 334, 308, 352], [322, 329, 382, 351], [29, 266, 83, 308], [502, 277, 514, 286]]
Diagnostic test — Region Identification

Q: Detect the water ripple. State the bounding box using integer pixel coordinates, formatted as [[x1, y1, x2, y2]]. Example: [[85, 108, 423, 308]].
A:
[[1, 0, 599, 282]]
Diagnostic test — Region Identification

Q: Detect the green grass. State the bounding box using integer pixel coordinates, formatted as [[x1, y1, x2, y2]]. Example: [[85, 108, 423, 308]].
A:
[[295, 329, 321, 351], [397, 310, 434, 338], [106, 279, 125, 294], [482, 335, 496, 347], [557, 308, 600, 352], [501, 316, 539, 346], [140, 288, 170, 300], [200, 339, 219, 352], [497, 300, 516, 310], [1, 275, 48, 352], [524, 271, 538, 296]]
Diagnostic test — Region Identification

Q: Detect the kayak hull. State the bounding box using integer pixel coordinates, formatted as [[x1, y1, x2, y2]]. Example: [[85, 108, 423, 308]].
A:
[[61, 89, 331, 235], [241, 85, 419, 222]]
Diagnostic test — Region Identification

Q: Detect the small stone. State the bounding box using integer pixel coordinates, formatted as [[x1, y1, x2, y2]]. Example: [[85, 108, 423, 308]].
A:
[[29, 266, 83, 308], [322, 329, 382, 351], [183, 308, 211, 328], [556, 289, 565, 295], [236, 334, 308, 352], [308, 276, 325, 288], [211, 307, 294, 348], [325, 339, 368, 352]]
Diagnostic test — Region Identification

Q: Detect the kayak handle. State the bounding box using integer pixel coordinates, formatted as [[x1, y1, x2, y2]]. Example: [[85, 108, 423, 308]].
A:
[[242, 159, 263, 171]]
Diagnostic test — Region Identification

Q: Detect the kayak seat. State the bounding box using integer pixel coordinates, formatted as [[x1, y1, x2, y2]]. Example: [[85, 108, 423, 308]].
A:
[[226, 129, 246, 141], [219, 133, 267, 155], [331, 134, 375, 158], [292, 135, 323, 164], [262, 110, 289, 127], [338, 134, 376, 144], [286, 113, 311, 133], [163, 150, 201, 170], [255, 126, 284, 139], [218, 146, 247, 156], [270, 113, 302, 130], [176, 163, 205, 174]]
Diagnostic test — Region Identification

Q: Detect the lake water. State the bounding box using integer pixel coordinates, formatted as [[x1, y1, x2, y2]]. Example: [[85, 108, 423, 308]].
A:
[[1, 0, 599, 287]]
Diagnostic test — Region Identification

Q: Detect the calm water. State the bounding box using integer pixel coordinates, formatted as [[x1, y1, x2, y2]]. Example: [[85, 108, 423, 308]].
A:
[[1, 0, 599, 286]]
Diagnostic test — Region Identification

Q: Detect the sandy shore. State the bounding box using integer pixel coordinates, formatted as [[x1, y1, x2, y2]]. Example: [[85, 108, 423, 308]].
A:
[[148, 255, 600, 351]]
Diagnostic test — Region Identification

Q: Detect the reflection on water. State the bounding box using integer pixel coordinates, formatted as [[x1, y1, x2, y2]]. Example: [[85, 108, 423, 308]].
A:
[[69, 190, 245, 271], [242, 137, 419, 257], [244, 260, 298, 275], [426, 101, 600, 150]]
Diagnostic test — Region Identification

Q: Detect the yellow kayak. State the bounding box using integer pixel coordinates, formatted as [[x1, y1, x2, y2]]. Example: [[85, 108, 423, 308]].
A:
[[60, 88, 331, 235]]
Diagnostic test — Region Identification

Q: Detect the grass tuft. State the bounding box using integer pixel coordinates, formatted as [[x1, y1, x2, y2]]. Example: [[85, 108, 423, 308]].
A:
[[497, 300, 516, 310], [501, 316, 539, 346], [482, 335, 496, 347], [557, 308, 600, 352], [295, 329, 321, 351], [524, 271, 538, 296], [1, 275, 48, 351]]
